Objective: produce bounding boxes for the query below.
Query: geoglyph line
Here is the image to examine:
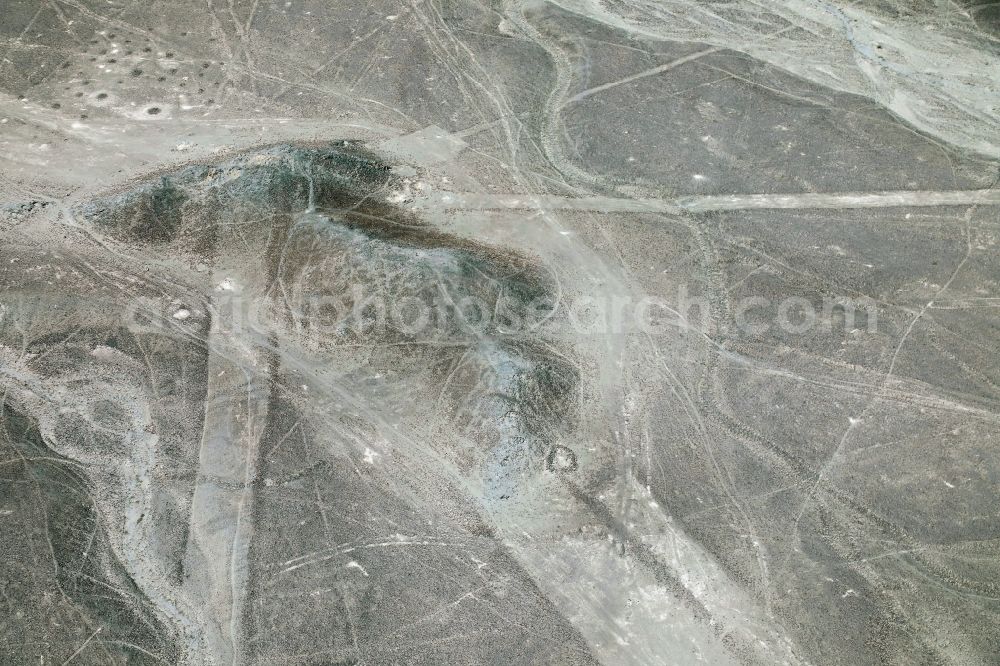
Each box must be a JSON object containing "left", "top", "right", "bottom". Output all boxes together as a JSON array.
[{"left": 424, "top": 189, "right": 1000, "bottom": 214}]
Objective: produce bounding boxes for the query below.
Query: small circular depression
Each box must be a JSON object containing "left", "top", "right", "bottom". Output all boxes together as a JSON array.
[{"left": 546, "top": 445, "right": 578, "bottom": 473}]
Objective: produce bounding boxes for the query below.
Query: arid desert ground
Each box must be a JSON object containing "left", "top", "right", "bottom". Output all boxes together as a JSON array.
[{"left": 2, "top": 0, "right": 999, "bottom": 664}]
